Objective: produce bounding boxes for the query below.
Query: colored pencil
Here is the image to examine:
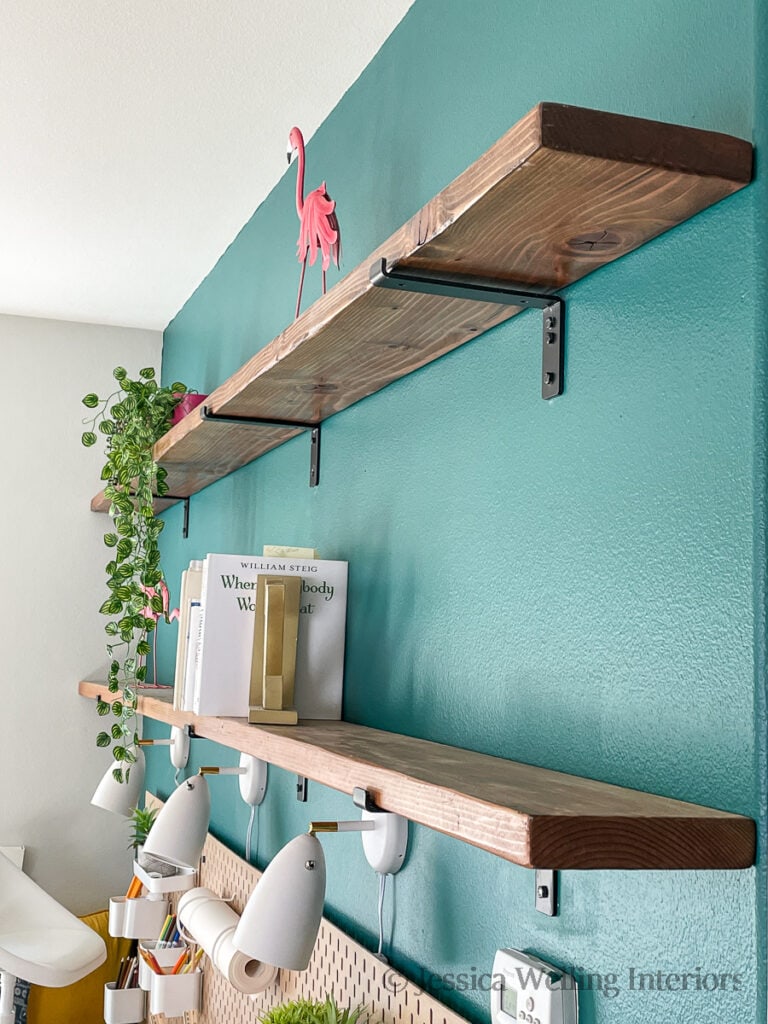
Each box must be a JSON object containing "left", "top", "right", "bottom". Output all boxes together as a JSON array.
[
  {"left": 183, "top": 947, "right": 205, "bottom": 973},
  {"left": 114, "top": 956, "right": 126, "bottom": 987},
  {"left": 158, "top": 913, "right": 173, "bottom": 942},
  {"left": 171, "top": 949, "right": 189, "bottom": 975},
  {"left": 120, "top": 957, "right": 137, "bottom": 989},
  {"left": 138, "top": 946, "right": 164, "bottom": 975},
  {"left": 125, "top": 875, "right": 142, "bottom": 899}
]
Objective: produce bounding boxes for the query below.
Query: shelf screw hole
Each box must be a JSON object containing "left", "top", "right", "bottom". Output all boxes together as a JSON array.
[{"left": 544, "top": 372, "right": 555, "bottom": 386}]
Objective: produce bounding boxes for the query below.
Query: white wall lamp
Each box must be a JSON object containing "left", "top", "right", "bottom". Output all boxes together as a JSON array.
[
  {"left": 138, "top": 725, "right": 192, "bottom": 780},
  {"left": 91, "top": 725, "right": 194, "bottom": 817},
  {"left": 232, "top": 787, "right": 407, "bottom": 971},
  {"left": 142, "top": 755, "right": 268, "bottom": 870},
  {"left": 91, "top": 746, "right": 146, "bottom": 817}
]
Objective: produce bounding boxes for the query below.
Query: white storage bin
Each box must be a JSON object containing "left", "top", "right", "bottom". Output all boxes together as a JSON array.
[
  {"left": 149, "top": 969, "right": 202, "bottom": 1017},
  {"left": 122, "top": 895, "right": 169, "bottom": 940},
  {"left": 103, "top": 982, "right": 146, "bottom": 1024},
  {"left": 137, "top": 940, "right": 187, "bottom": 990},
  {"left": 107, "top": 897, "right": 126, "bottom": 938},
  {"left": 133, "top": 858, "right": 196, "bottom": 894}
]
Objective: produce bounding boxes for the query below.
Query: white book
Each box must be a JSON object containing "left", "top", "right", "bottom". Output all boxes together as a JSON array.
[
  {"left": 193, "top": 552, "right": 348, "bottom": 719},
  {"left": 172, "top": 569, "right": 189, "bottom": 710},
  {"left": 172, "top": 560, "right": 204, "bottom": 709},
  {"left": 183, "top": 602, "right": 204, "bottom": 713}
]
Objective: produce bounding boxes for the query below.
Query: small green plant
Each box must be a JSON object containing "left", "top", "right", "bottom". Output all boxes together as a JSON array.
[
  {"left": 81, "top": 366, "right": 187, "bottom": 781},
  {"left": 260, "top": 999, "right": 320, "bottom": 1024},
  {"left": 312, "top": 997, "right": 366, "bottom": 1024},
  {"left": 261, "top": 997, "right": 366, "bottom": 1024},
  {"left": 128, "top": 805, "right": 158, "bottom": 850}
]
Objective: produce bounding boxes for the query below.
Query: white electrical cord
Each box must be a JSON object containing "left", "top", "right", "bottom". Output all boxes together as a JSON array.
[
  {"left": 174, "top": 766, "right": 182, "bottom": 786},
  {"left": 245, "top": 804, "right": 258, "bottom": 862},
  {"left": 376, "top": 872, "right": 388, "bottom": 961}
]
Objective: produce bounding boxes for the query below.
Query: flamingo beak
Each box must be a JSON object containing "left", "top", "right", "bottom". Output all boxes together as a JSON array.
[{"left": 286, "top": 145, "right": 294, "bottom": 165}]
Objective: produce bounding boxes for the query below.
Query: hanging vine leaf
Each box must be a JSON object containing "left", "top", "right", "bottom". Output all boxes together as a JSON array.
[
  {"left": 116, "top": 539, "right": 133, "bottom": 561},
  {"left": 82, "top": 367, "right": 187, "bottom": 768}
]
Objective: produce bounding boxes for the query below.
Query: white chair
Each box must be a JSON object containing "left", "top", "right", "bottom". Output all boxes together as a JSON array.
[{"left": 0, "top": 850, "right": 106, "bottom": 1024}]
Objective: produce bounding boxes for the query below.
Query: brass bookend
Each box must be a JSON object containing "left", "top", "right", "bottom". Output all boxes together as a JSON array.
[{"left": 248, "top": 575, "right": 301, "bottom": 725}]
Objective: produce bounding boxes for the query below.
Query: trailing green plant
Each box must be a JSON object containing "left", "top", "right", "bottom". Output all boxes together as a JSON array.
[
  {"left": 81, "top": 366, "right": 187, "bottom": 781},
  {"left": 127, "top": 804, "right": 158, "bottom": 849},
  {"left": 260, "top": 997, "right": 366, "bottom": 1024}
]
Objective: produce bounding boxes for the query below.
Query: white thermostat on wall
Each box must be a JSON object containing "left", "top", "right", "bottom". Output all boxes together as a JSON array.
[{"left": 491, "top": 948, "right": 578, "bottom": 1024}]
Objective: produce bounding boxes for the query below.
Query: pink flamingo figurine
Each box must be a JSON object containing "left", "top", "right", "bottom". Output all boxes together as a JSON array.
[
  {"left": 287, "top": 126, "right": 341, "bottom": 318},
  {"left": 139, "top": 581, "right": 179, "bottom": 688}
]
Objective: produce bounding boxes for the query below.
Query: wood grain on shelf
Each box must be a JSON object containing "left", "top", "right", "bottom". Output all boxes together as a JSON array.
[
  {"left": 79, "top": 680, "right": 755, "bottom": 870},
  {"left": 90, "top": 102, "right": 752, "bottom": 513}
]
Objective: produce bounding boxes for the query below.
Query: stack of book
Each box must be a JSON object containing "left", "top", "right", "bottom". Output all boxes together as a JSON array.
[{"left": 173, "top": 548, "right": 348, "bottom": 720}]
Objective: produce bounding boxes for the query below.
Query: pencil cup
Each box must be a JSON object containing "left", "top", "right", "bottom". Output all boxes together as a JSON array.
[
  {"left": 122, "top": 895, "right": 169, "bottom": 939},
  {"left": 137, "top": 940, "right": 187, "bottom": 990},
  {"left": 108, "top": 897, "right": 126, "bottom": 938},
  {"left": 103, "top": 982, "right": 146, "bottom": 1024},
  {"left": 149, "top": 969, "right": 202, "bottom": 1017}
]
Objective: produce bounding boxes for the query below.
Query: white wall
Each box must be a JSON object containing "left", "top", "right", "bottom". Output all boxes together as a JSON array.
[{"left": 0, "top": 313, "right": 162, "bottom": 914}]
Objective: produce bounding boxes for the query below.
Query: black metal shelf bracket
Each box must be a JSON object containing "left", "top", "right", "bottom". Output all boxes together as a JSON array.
[
  {"left": 154, "top": 408, "right": 320, "bottom": 539},
  {"left": 535, "top": 868, "right": 559, "bottom": 916},
  {"left": 200, "top": 406, "right": 321, "bottom": 487},
  {"left": 127, "top": 489, "right": 190, "bottom": 539},
  {"left": 370, "top": 259, "right": 564, "bottom": 399},
  {"left": 162, "top": 495, "right": 191, "bottom": 539}
]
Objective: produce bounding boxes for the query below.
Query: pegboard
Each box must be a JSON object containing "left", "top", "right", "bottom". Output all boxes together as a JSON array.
[{"left": 144, "top": 796, "right": 468, "bottom": 1024}]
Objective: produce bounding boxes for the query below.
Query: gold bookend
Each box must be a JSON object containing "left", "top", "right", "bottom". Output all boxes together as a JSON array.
[{"left": 248, "top": 574, "right": 301, "bottom": 726}]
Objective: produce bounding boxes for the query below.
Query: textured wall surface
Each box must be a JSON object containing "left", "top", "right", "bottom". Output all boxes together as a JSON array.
[
  {"left": 146, "top": 2, "right": 765, "bottom": 1021},
  {"left": 0, "top": 315, "right": 162, "bottom": 913}
]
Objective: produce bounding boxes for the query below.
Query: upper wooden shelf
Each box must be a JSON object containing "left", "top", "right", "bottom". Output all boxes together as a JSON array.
[
  {"left": 90, "top": 102, "right": 752, "bottom": 512},
  {"left": 79, "top": 680, "right": 755, "bottom": 870}
]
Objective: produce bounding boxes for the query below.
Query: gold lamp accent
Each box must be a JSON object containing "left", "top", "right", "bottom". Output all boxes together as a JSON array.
[{"left": 249, "top": 575, "right": 301, "bottom": 724}]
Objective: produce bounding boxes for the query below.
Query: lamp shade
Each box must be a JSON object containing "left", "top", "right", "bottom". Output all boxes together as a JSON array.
[
  {"left": 91, "top": 748, "right": 146, "bottom": 817},
  {"left": 233, "top": 832, "right": 326, "bottom": 971},
  {"left": 142, "top": 774, "right": 211, "bottom": 869}
]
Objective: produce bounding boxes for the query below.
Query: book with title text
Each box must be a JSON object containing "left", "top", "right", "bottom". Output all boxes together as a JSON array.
[{"left": 192, "top": 553, "right": 348, "bottom": 718}]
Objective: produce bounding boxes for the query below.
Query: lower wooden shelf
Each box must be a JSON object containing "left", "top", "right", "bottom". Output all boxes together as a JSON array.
[{"left": 78, "top": 680, "right": 755, "bottom": 871}]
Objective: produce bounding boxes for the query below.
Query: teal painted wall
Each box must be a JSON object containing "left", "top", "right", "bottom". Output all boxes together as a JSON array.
[{"left": 146, "top": 2, "right": 766, "bottom": 1022}]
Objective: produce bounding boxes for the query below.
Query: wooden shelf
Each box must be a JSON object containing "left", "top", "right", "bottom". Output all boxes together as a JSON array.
[
  {"left": 90, "top": 102, "right": 752, "bottom": 512},
  {"left": 79, "top": 680, "right": 755, "bottom": 870}
]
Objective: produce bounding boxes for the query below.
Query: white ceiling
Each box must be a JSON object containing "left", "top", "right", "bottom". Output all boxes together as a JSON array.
[{"left": 0, "top": 1, "right": 414, "bottom": 330}]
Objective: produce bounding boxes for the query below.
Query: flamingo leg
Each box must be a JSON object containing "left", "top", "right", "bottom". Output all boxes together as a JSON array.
[
  {"left": 322, "top": 269, "right": 327, "bottom": 295},
  {"left": 295, "top": 259, "right": 307, "bottom": 320}
]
